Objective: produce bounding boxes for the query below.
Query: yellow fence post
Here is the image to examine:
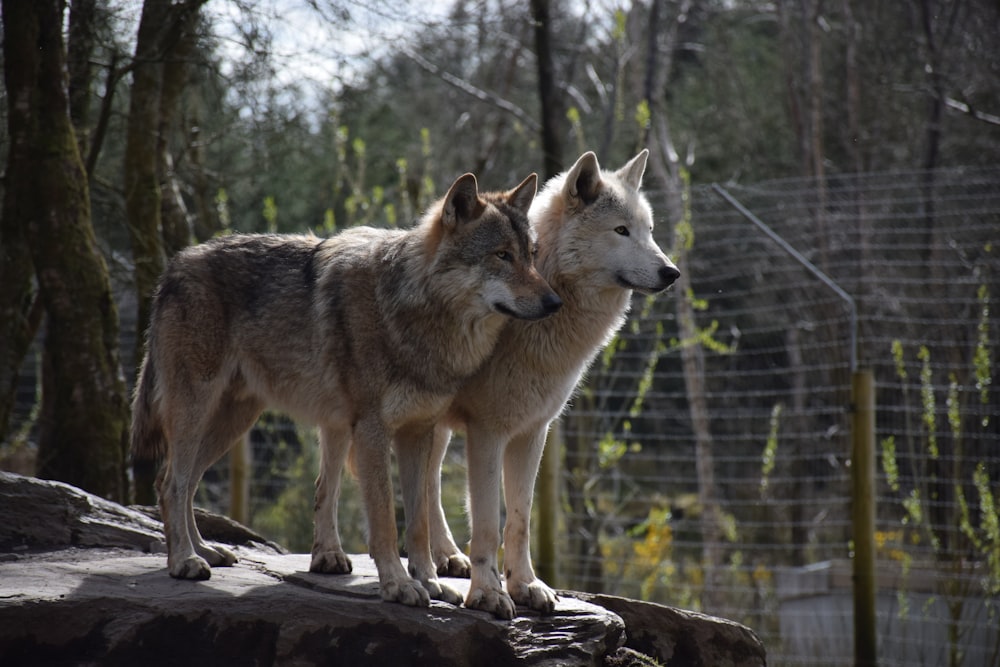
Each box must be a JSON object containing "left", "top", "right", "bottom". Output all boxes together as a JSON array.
[
  {"left": 229, "top": 434, "right": 250, "bottom": 526},
  {"left": 852, "top": 369, "right": 877, "bottom": 667},
  {"left": 535, "top": 422, "right": 561, "bottom": 588}
]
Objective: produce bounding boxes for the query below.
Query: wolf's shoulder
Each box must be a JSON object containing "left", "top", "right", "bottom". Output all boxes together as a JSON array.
[
  {"left": 175, "top": 232, "right": 319, "bottom": 258},
  {"left": 314, "top": 225, "right": 417, "bottom": 268}
]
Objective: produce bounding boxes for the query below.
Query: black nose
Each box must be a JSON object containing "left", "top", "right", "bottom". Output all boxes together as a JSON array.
[
  {"left": 542, "top": 292, "right": 563, "bottom": 314},
  {"left": 660, "top": 265, "right": 680, "bottom": 287}
]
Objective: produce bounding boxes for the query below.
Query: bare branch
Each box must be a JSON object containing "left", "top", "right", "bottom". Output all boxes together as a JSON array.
[{"left": 399, "top": 47, "right": 540, "bottom": 132}]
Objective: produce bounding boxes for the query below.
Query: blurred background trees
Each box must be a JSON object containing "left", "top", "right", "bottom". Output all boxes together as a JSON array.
[
  {"left": 1, "top": 0, "right": 997, "bottom": 583},
  {"left": 2, "top": 2, "right": 997, "bottom": 661}
]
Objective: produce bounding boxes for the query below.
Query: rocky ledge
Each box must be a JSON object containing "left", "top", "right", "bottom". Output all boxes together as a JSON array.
[{"left": 0, "top": 472, "right": 766, "bottom": 666}]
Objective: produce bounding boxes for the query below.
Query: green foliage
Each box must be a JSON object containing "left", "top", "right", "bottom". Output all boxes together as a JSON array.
[
  {"left": 635, "top": 100, "right": 651, "bottom": 135},
  {"left": 262, "top": 195, "right": 278, "bottom": 232},
  {"left": 891, "top": 339, "right": 908, "bottom": 380},
  {"left": 970, "top": 464, "right": 1000, "bottom": 595},
  {"left": 760, "top": 402, "right": 783, "bottom": 496},
  {"left": 881, "top": 435, "right": 901, "bottom": 492},
  {"left": 252, "top": 439, "right": 318, "bottom": 552},
  {"left": 321, "top": 208, "right": 336, "bottom": 234},
  {"left": 669, "top": 319, "right": 733, "bottom": 355},
  {"left": 597, "top": 431, "right": 633, "bottom": 470},
  {"left": 603, "top": 500, "right": 758, "bottom": 615},
  {"left": 629, "top": 320, "right": 666, "bottom": 419},
  {"left": 974, "top": 285, "right": 992, "bottom": 424},
  {"left": 917, "top": 345, "right": 939, "bottom": 460},
  {"left": 884, "top": 316, "right": 999, "bottom": 648}
]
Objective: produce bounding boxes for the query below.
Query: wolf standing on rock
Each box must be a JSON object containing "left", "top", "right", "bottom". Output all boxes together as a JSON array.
[
  {"left": 423, "top": 150, "right": 680, "bottom": 618},
  {"left": 130, "top": 172, "right": 561, "bottom": 608}
]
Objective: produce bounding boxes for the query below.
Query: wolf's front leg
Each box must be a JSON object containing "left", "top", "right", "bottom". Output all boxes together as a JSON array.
[
  {"left": 354, "top": 418, "right": 430, "bottom": 607},
  {"left": 397, "top": 426, "right": 463, "bottom": 606},
  {"left": 428, "top": 423, "right": 472, "bottom": 577},
  {"left": 464, "top": 425, "right": 516, "bottom": 619},
  {"left": 310, "top": 424, "right": 353, "bottom": 574},
  {"left": 502, "top": 427, "right": 558, "bottom": 613}
]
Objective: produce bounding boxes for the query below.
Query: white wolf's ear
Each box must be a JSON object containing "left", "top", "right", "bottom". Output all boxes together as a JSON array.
[
  {"left": 442, "top": 173, "right": 485, "bottom": 231},
  {"left": 617, "top": 149, "right": 649, "bottom": 191},
  {"left": 506, "top": 173, "right": 538, "bottom": 214},
  {"left": 563, "top": 151, "right": 603, "bottom": 206}
]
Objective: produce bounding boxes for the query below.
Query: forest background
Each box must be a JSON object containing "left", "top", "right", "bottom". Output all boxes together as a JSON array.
[{"left": 1, "top": 1, "right": 998, "bottom": 665}]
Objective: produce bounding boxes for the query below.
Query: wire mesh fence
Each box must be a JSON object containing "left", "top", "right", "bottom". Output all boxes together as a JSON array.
[
  {"left": 557, "top": 166, "right": 999, "bottom": 666},
  {"left": 4, "top": 165, "right": 998, "bottom": 666}
]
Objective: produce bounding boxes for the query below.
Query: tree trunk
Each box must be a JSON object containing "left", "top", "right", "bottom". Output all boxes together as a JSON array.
[
  {"left": 0, "top": 0, "right": 44, "bottom": 440},
  {"left": 157, "top": 7, "right": 200, "bottom": 255},
  {"left": 67, "top": 0, "right": 97, "bottom": 161},
  {"left": 530, "top": 0, "right": 564, "bottom": 178},
  {"left": 188, "top": 118, "right": 222, "bottom": 243},
  {"left": 0, "top": 184, "right": 40, "bottom": 443},
  {"left": 124, "top": 0, "right": 169, "bottom": 368},
  {"left": 2, "top": 0, "right": 130, "bottom": 502},
  {"left": 125, "top": 0, "right": 205, "bottom": 504},
  {"left": 642, "top": 0, "right": 722, "bottom": 613},
  {"left": 126, "top": 0, "right": 206, "bottom": 361},
  {"left": 530, "top": 0, "right": 566, "bottom": 587}
]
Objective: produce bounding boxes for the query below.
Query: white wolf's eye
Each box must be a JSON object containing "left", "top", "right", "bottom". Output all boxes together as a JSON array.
[
  {"left": 614, "top": 226, "right": 630, "bottom": 236},
  {"left": 496, "top": 250, "right": 513, "bottom": 261}
]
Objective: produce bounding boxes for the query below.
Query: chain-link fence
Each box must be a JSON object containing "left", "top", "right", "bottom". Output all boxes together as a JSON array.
[{"left": 5, "top": 166, "right": 998, "bottom": 666}]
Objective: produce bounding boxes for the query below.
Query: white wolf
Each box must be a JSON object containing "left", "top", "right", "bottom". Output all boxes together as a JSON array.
[{"left": 426, "top": 150, "right": 679, "bottom": 618}]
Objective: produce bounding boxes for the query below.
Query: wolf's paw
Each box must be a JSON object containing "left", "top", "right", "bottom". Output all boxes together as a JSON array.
[
  {"left": 199, "top": 543, "right": 237, "bottom": 567},
  {"left": 435, "top": 551, "right": 472, "bottom": 578},
  {"left": 465, "top": 585, "right": 516, "bottom": 620},
  {"left": 169, "top": 555, "right": 212, "bottom": 580},
  {"left": 508, "top": 577, "right": 558, "bottom": 614},
  {"left": 380, "top": 578, "right": 431, "bottom": 607},
  {"left": 423, "top": 578, "right": 464, "bottom": 606},
  {"left": 310, "top": 550, "right": 353, "bottom": 574}
]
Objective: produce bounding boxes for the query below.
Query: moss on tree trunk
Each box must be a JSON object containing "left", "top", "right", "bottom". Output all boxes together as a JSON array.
[{"left": 2, "top": 0, "right": 129, "bottom": 502}]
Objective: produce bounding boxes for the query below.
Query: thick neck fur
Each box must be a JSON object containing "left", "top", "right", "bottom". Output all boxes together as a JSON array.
[
  {"left": 495, "top": 200, "right": 632, "bottom": 374},
  {"left": 378, "top": 227, "right": 507, "bottom": 390}
]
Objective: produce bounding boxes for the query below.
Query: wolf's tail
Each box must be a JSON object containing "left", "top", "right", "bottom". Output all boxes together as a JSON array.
[{"left": 130, "top": 348, "right": 166, "bottom": 463}]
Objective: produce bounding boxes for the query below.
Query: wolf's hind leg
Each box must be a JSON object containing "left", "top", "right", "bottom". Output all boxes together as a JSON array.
[
  {"left": 158, "top": 453, "right": 213, "bottom": 580},
  {"left": 428, "top": 424, "right": 471, "bottom": 578},
  {"left": 502, "top": 427, "right": 557, "bottom": 613},
  {"left": 185, "top": 394, "right": 263, "bottom": 570},
  {"left": 310, "top": 423, "right": 353, "bottom": 574},
  {"left": 398, "top": 426, "right": 463, "bottom": 606}
]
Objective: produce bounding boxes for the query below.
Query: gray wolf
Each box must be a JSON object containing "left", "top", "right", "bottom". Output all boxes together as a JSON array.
[
  {"left": 130, "top": 172, "right": 561, "bottom": 608},
  {"left": 424, "top": 150, "right": 679, "bottom": 618}
]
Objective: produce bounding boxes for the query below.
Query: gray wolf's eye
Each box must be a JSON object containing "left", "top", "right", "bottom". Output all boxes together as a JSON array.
[{"left": 496, "top": 250, "right": 513, "bottom": 261}]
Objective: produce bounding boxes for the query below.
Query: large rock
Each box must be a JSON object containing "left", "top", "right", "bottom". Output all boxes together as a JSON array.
[{"left": 0, "top": 472, "right": 766, "bottom": 666}]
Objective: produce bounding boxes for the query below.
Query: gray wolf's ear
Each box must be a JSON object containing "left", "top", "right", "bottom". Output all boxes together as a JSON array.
[
  {"left": 617, "top": 149, "right": 649, "bottom": 190},
  {"left": 563, "top": 151, "right": 602, "bottom": 206},
  {"left": 442, "top": 173, "right": 485, "bottom": 231},
  {"left": 507, "top": 173, "right": 538, "bottom": 214}
]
